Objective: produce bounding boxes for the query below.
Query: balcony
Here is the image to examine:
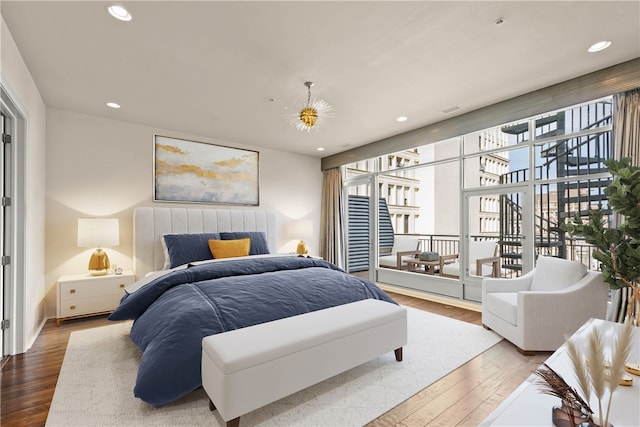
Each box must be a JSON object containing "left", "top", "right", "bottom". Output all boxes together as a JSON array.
[{"left": 351, "top": 233, "right": 601, "bottom": 278}]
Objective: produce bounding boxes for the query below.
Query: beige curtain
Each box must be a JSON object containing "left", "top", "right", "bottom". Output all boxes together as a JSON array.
[
  {"left": 608, "top": 88, "right": 640, "bottom": 322},
  {"left": 614, "top": 88, "right": 640, "bottom": 165},
  {"left": 320, "top": 167, "right": 345, "bottom": 268}
]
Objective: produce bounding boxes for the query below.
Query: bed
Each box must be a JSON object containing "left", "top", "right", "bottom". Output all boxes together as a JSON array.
[{"left": 108, "top": 207, "right": 397, "bottom": 407}]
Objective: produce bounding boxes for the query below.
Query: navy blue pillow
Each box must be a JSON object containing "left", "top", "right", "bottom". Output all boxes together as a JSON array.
[
  {"left": 163, "top": 233, "right": 221, "bottom": 268},
  {"left": 220, "top": 231, "right": 270, "bottom": 255}
]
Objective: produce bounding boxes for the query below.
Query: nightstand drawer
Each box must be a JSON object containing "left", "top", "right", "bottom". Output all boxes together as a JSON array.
[
  {"left": 58, "top": 293, "right": 124, "bottom": 317},
  {"left": 59, "top": 278, "right": 128, "bottom": 298}
]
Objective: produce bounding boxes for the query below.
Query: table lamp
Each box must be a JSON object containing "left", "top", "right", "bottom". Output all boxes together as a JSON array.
[
  {"left": 289, "top": 220, "right": 312, "bottom": 255},
  {"left": 77, "top": 217, "right": 119, "bottom": 275}
]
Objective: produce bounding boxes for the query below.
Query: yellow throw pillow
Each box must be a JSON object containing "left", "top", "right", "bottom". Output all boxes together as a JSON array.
[{"left": 208, "top": 238, "right": 251, "bottom": 259}]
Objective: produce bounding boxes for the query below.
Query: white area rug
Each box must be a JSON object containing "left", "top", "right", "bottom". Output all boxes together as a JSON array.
[{"left": 46, "top": 307, "right": 502, "bottom": 427}]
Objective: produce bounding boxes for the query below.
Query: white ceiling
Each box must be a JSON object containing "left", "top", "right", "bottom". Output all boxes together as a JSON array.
[{"left": 2, "top": 1, "right": 639, "bottom": 158}]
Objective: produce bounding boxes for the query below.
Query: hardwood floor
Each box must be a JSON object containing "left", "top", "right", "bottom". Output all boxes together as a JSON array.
[
  {"left": 1, "top": 316, "right": 115, "bottom": 427},
  {"left": 368, "top": 292, "right": 551, "bottom": 426},
  {"left": 1, "top": 292, "right": 551, "bottom": 427}
]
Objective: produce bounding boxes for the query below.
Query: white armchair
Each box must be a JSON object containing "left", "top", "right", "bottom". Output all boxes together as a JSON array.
[
  {"left": 482, "top": 255, "right": 608, "bottom": 353},
  {"left": 378, "top": 237, "right": 420, "bottom": 270}
]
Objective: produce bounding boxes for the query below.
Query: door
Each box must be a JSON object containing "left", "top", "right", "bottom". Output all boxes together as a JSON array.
[
  {"left": 1, "top": 111, "right": 12, "bottom": 356},
  {"left": 461, "top": 185, "right": 534, "bottom": 302}
]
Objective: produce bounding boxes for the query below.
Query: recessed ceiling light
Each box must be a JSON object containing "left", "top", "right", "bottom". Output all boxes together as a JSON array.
[
  {"left": 441, "top": 106, "right": 461, "bottom": 114},
  {"left": 107, "top": 5, "right": 132, "bottom": 22},
  {"left": 588, "top": 41, "right": 611, "bottom": 53},
  {"left": 316, "top": 147, "right": 325, "bottom": 152},
  {"left": 106, "top": 102, "right": 121, "bottom": 109},
  {"left": 396, "top": 116, "right": 408, "bottom": 122}
]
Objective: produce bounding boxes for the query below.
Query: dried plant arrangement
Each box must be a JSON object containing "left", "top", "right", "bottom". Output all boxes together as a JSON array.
[
  {"left": 567, "top": 339, "right": 591, "bottom": 405},
  {"left": 601, "top": 319, "right": 634, "bottom": 427},
  {"left": 535, "top": 319, "right": 634, "bottom": 427},
  {"left": 587, "top": 327, "right": 607, "bottom": 425},
  {"left": 534, "top": 363, "right": 593, "bottom": 427}
]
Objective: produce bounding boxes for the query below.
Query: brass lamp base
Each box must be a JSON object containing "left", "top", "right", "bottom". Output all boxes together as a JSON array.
[
  {"left": 296, "top": 240, "right": 308, "bottom": 255},
  {"left": 88, "top": 248, "right": 110, "bottom": 276}
]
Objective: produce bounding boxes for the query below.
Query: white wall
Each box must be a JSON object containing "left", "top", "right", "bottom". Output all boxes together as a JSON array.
[
  {"left": 45, "top": 108, "right": 323, "bottom": 318},
  {"left": 1, "top": 15, "right": 48, "bottom": 352}
]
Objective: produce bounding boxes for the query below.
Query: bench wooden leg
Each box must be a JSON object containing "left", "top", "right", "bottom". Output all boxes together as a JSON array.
[
  {"left": 209, "top": 399, "right": 240, "bottom": 426},
  {"left": 394, "top": 347, "right": 403, "bottom": 362}
]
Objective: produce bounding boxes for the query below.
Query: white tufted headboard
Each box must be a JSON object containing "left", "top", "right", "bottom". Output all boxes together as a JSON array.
[{"left": 133, "top": 207, "right": 277, "bottom": 279}]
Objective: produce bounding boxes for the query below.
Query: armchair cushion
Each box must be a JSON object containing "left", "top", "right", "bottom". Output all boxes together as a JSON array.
[
  {"left": 469, "top": 241, "right": 497, "bottom": 262},
  {"left": 392, "top": 237, "right": 420, "bottom": 253},
  {"left": 441, "top": 240, "right": 499, "bottom": 277},
  {"left": 483, "top": 270, "right": 534, "bottom": 293},
  {"left": 485, "top": 292, "right": 517, "bottom": 326},
  {"left": 530, "top": 256, "right": 587, "bottom": 292},
  {"left": 378, "top": 237, "right": 420, "bottom": 269}
]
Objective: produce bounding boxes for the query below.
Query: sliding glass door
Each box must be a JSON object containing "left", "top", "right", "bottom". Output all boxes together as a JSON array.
[{"left": 460, "top": 186, "right": 533, "bottom": 301}]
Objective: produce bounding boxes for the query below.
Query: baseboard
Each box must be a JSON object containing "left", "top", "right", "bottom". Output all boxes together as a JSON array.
[
  {"left": 377, "top": 283, "right": 482, "bottom": 313},
  {"left": 24, "top": 316, "right": 48, "bottom": 353}
]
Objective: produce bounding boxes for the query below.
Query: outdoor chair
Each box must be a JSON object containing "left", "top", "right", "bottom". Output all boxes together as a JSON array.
[
  {"left": 378, "top": 237, "right": 421, "bottom": 270},
  {"left": 439, "top": 240, "right": 500, "bottom": 278}
]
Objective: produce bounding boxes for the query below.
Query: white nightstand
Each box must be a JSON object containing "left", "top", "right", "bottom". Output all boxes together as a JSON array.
[{"left": 56, "top": 271, "right": 134, "bottom": 326}]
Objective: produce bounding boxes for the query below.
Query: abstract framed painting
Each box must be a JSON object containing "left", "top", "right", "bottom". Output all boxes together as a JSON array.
[{"left": 153, "top": 135, "right": 259, "bottom": 205}]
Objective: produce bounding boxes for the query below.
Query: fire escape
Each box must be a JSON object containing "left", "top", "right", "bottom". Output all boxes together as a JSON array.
[{"left": 498, "top": 100, "right": 613, "bottom": 274}]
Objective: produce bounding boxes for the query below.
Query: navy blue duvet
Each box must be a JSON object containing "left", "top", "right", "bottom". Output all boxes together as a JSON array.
[{"left": 108, "top": 255, "right": 396, "bottom": 407}]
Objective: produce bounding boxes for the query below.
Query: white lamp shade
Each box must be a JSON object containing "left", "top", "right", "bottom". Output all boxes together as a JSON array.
[
  {"left": 77, "top": 218, "right": 120, "bottom": 248},
  {"left": 288, "top": 220, "right": 312, "bottom": 240}
]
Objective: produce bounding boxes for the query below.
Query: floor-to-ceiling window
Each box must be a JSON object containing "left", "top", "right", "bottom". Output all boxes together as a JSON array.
[{"left": 344, "top": 96, "right": 614, "bottom": 303}]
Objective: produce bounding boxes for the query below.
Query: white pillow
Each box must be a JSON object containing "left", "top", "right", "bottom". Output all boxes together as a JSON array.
[
  {"left": 161, "top": 236, "right": 171, "bottom": 270},
  {"left": 392, "top": 237, "right": 419, "bottom": 253},
  {"left": 469, "top": 240, "right": 496, "bottom": 261},
  {"left": 530, "top": 256, "right": 587, "bottom": 292}
]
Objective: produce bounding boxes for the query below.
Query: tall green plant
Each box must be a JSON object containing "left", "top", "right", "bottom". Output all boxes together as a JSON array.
[{"left": 562, "top": 158, "right": 640, "bottom": 319}]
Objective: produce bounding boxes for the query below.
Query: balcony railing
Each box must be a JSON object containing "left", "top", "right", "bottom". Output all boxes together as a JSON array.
[{"left": 383, "top": 233, "right": 601, "bottom": 278}]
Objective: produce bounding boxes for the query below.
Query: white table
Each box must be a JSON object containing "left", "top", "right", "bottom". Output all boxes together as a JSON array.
[{"left": 481, "top": 318, "right": 640, "bottom": 426}]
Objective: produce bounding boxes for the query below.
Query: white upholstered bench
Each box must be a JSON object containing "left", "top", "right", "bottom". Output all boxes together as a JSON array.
[{"left": 201, "top": 299, "right": 407, "bottom": 427}]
